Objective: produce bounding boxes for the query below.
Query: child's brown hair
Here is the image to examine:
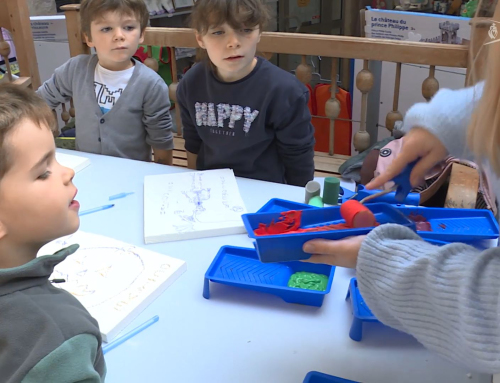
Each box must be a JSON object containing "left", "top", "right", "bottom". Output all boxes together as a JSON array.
[
  {"left": 80, "top": 0, "right": 149, "bottom": 41},
  {"left": 190, "top": 0, "right": 271, "bottom": 66},
  {"left": 190, "top": 0, "right": 270, "bottom": 35},
  {"left": 0, "top": 84, "right": 56, "bottom": 179}
]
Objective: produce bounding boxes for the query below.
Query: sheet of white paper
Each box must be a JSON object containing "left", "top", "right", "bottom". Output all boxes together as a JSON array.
[
  {"left": 55, "top": 152, "right": 91, "bottom": 173},
  {"left": 144, "top": 169, "right": 247, "bottom": 243},
  {"left": 38, "top": 231, "right": 187, "bottom": 342}
]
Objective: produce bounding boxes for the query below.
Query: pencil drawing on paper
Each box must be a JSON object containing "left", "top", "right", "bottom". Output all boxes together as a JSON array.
[
  {"left": 38, "top": 231, "right": 187, "bottom": 341},
  {"left": 50, "top": 247, "right": 144, "bottom": 308},
  {"left": 43, "top": 234, "right": 178, "bottom": 310},
  {"left": 155, "top": 170, "right": 246, "bottom": 234}
]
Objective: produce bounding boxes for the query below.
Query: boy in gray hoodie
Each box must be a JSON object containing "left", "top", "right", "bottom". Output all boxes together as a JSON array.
[{"left": 0, "top": 83, "right": 105, "bottom": 382}]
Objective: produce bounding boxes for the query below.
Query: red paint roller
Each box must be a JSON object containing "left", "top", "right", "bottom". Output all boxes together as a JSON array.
[{"left": 340, "top": 200, "right": 377, "bottom": 228}]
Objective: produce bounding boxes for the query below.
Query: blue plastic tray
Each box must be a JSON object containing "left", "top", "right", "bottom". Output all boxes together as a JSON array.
[
  {"left": 341, "top": 185, "right": 420, "bottom": 206},
  {"left": 395, "top": 206, "right": 499, "bottom": 242},
  {"left": 345, "top": 278, "right": 379, "bottom": 341},
  {"left": 203, "top": 246, "right": 335, "bottom": 307},
  {"left": 304, "top": 371, "right": 359, "bottom": 383},
  {"left": 257, "top": 198, "right": 317, "bottom": 213},
  {"left": 424, "top": 237, "right": 491, "bottom": 250},
  {"left": 242, "top": 203, "right": 416, "bottom": 263}
]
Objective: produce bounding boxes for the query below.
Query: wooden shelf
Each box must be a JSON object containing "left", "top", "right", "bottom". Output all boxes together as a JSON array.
[{"left": 12, "top": 76, "right": 32, "bottom": 88}]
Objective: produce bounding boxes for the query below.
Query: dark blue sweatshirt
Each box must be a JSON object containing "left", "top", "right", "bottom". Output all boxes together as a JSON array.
[{"left": 176, "top": 57, "right": 315, "bottom": 186}]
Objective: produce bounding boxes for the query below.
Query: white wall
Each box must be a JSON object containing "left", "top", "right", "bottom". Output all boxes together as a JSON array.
[{"left": 31, "top": 15, "right": 71, "bottom": 131}]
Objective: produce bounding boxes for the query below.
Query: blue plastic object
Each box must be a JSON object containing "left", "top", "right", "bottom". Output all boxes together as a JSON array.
[
  {"left": 303, "top": 371, "right": 359, "bottom": 383},
  {"left": 345, "top": 278, "right": 380, "bottom": 341},
  {"left": 340, "top": 185, "right": 420, "bottom": 206},
  {"left": 242, "top": 203, "right": 416, "bottom": 263},
  {"left": 423, "top": 238, "right": 451, "bottom": 246},
  {"left": 257, "top": 198, "right": 317, "bottom": 213},
  {"left": 395, "top": 206, "right": 499, "bottom": 242},
  {"left": 391, "top": 160, "right": 417, "bottom": 202},
  {"left": 203, "top": 246, "right": 335, "bottom": 307},
  {"left": 424, "top": 237, "right": 491, "bottom": 250}
]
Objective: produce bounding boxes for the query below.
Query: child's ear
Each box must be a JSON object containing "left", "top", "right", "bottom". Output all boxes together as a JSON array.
[
  {"left": 139, "top": 31, "right": 145, "bottom": 44},
  {"left": 84, "top": 33, "right": 94, "bottom": 48},
  {"left": 257, "top": 31, "right": 262, "bottom": 44},
  {"left": 195, "top": 33, "right": 206, "bottom": 49}
]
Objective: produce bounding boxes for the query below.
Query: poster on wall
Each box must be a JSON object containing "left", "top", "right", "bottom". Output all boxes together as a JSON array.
[
  {"left": 364, "top": 7, "right": 471, "bottom": 44},
  {"left": 0, "top": 28, "right": 20, "bottom": 82}
]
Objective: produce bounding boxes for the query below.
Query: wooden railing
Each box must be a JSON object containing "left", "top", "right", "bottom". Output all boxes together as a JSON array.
[
  {"left": 0, "top": 0, "right": 41, "bottom": 89},
  {"left": 62, "top": 4, "right": 470, "bottom": 174}
]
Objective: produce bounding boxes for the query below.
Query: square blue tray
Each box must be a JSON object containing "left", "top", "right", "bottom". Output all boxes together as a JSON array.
[
  {"left": 242, "top": 203, "right": 416, "bottom": 263},
  {"left": 395, "top": 206, "right": 499, "bottom": 242},
  {"left": 203, "top": 246, "right": 334, "bottom": 307},
  {"left": 345, "top": 278, "right": 379, "bottom": 342},
  {"left": 304, "top": 371, "right": 359, "bottom": 383}
]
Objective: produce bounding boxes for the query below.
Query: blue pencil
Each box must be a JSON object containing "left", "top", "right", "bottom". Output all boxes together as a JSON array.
[
  {"left": 109, "top": 192, "right": 134, "bottom": 201},
  {"left": 79, "top": 204, "right": 115, "bottom": 216},
  {"left": 103, "top": 315, "right": 159, "bottom": 355}
]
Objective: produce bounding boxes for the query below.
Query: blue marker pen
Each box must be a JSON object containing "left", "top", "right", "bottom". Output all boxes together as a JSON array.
[
  {"left": 109, "top": 192, "right": 134, "bottom": 201},
  {"left": 79, "top": 204, "right": 115, "bottom": 216},
  {"left": 103, "top": 315, "right": 159, "bottom": 354}
]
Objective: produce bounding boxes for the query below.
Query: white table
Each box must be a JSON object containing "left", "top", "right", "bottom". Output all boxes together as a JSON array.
[{"left": 63, "top": 149, "right": 491, "bottom": 383}]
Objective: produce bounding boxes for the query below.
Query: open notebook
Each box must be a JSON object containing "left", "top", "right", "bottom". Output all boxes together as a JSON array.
[{"left": 38, "top": 231, "right": 187, "bottom": 342}]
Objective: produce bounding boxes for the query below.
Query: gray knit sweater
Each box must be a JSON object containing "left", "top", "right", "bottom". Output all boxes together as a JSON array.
[
  {"left": 37, "top": 54, "right": 174, "bottom": 162},
  {"left": 358, "top": 82, "right": 500, "bottom": 374}
]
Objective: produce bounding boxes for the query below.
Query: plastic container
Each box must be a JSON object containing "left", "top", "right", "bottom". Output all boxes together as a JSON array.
[
  {"left": 395, "top": 206, "right": 499, "bottom": 242},
  {"left": 203, "top": 246, "right": 335, "bottom": 307},
  {"left": 303, "top": 371, "right": 359, "bottom": 383},
  {"left": 340, "top": 185, "right": 420, "bottom": 206},
  {"left": 345, "top": 278, "right": 379, "bottom": 341},
  {"left": 257, "top": 198, "right": 317, "bottom": 213},
  {"left": 242, "top": 203, "right": 416, "bottom": 263},
  {"left": 424, "top": 237, "right": 491, "bottom": 250}
]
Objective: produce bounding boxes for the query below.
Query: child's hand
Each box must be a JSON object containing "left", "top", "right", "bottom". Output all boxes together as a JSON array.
[
  {"left": 302, "top": 236, "right": 366, "bottom": 268},
  {"left": 366, "top": 127, "right": 448, "bottom": 190}
]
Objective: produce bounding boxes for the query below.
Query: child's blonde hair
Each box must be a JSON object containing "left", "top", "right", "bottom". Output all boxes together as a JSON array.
[
  {"left": 80, "top": 0, "right": 149, "bottom": 41},
  {"left": 0, "top": 84, "right": 55, "bottom": 179},
  {"left": 468, "top": 0, "right": 500, "bottom": 174}
]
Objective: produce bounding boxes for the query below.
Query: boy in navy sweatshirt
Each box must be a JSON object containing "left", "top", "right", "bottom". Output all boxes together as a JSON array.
[{"left": 177, "top": 0, "right": 315, "bottom": 186}]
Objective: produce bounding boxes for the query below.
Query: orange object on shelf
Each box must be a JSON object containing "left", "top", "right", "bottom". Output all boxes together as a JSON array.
[{"left": 311, "top": 84, "right": 352, "bottom": 156}]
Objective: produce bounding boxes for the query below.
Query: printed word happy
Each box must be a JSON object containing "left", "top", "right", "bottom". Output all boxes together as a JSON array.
[{"left": 195, "top": 102, "right": 259, "bottom": 133}]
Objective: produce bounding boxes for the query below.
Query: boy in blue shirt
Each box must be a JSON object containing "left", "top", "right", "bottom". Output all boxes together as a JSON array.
[{"left": 38, "top": 0, "right": 173, "bottom": 164}]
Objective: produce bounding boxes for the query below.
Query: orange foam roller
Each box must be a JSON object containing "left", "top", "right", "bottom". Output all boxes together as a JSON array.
[{"left": 340, "top": 200, "right": 377, "bottom": 228}]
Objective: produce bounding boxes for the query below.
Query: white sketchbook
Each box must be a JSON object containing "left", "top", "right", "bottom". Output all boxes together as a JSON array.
[
  {"left": 144, "top": 169, "right": 247, "bottom": 243},
  {"left": 38, "top": 231, "right": 187, "bottom": 342},
  {"left": 56, "top": 152, "right": 91, "bottom": 173}
]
